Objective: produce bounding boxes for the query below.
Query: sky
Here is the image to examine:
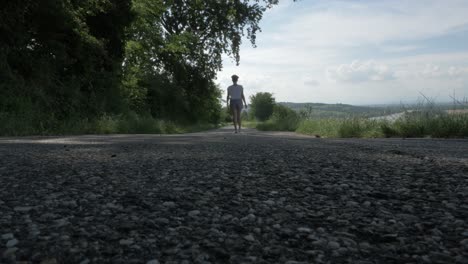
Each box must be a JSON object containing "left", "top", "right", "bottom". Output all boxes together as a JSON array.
[{"left": 216, "top": 0, "right": 468, "bottom": 105}]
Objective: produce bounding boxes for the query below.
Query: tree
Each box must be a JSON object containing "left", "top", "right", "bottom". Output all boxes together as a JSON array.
[
  {"left": 0, "top": 0, "right": 295, "bottom": 133},
  {"left": 250, "top": 92, "right": 275, "bottom": 121},
  {"left": 123, "top": 0, "right": 286, "bottom": 123},
  {"left": 0, "top": 0, "right": 133, "bottom": 122}
]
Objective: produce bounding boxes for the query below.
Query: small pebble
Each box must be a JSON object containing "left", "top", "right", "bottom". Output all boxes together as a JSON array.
[
  {"left": 155, "top": 218, "right": 169, "bottom": 224},
  {"left": 317, "top": 227, "right": 326, "bottom": 233},
  {"left": 328, "top": 241, "right": 340, "bottom": 250},
  {"left": 460, "top": 238, "right": 468, "bottom": 248},
  {"left": 346, "top": 201, "right": 359, "bottom": 207},
  {"left": 79, "top": 259, "right": 91, "bottom": 264},
  {"left": 119, "top": 239, "right": 134, "bottom": 246},
  {"left": 14, "top": 206, "right": 33, "bottom": 212},
  {"left": 162, "top": 201, "right": 176, "bottom": 207},
  {"left": 359, "top": 242, "right": 371, "bottom": 250},
  {"left": 6, "top": 239, "right": 18, "bottom": 248},
  {"left": 297, "top": 227, "right": 312, "bottom": 233},
  {"left": 241, "top": 213, "right": 256, "bottom": 222},
  {"left": 40, "top": 258, "right": 58, "bottom": 264},
  {"left": 243, "top": 234, "right": 255, "bottom": 242},
  {"left": 1, "top": 233, "right": 14, "bottom": 240},
  {"left": 188, "top": 210, "right": 200, "bottom": 217}
]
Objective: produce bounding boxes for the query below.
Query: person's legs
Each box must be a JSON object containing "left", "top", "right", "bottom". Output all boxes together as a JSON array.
[
  {"left": 236, "top": 106, "right": 242, "bottom": 132},
  {"left": 231, "top": 103, "right": 238, "bottom": 132}
]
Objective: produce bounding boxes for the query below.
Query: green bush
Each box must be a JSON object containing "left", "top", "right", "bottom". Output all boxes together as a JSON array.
[
  {"left": 250, "top": 92, "right": 275, "bottom": 121},
  {"left": 255, "top": 104, "right": 301, "bottom": 131},
  {"left": 118, "top": 112, "right": 163, "bottom": 134},
  {"left": 0, "top": 112, "right": 36, "bottom": 136},
  {"left": 95, "top": 115, "right": 120, "bottom": 134},
  {"left": 270, "top": 104, "right": 301, "bottom": 131}
]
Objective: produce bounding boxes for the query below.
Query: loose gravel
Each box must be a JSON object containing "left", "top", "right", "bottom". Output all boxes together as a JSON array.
[{"left": 0, "top": 128, "right": 467, "bottom": 264}]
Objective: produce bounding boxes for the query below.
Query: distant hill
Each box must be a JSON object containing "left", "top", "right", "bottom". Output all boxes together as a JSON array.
[
  {"left": 279, "top": 102, "right": 468, "bottom": 119},
  {"left": 278, "top": 102, "right": 403, "bottom": 119}
]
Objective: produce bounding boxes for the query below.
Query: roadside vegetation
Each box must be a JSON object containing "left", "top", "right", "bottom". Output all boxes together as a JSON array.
[
  {"left": 0, "top": 1, "right": 285, "bottom": 136},
  {"left": 0, "top": 111, "right": 219, "bottom": 136},
  {"left": 247, "top": 93, "right": 468, "bottom": 138}
]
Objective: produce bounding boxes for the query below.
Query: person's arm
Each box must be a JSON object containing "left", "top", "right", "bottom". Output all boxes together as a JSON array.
[
  {"left": 241, "top": 89, "right": 247, "bottom": 108},
  {"left": 226, "top": 89, "right": 230, "bottom": 108}
]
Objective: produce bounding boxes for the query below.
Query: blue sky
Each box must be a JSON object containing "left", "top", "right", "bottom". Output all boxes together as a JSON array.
[{"left": 217, "top": 0, "right": 468, "bottom": 105}]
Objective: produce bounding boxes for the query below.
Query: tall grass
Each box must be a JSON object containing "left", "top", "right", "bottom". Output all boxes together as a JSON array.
[
  {"left": 256, "top": 101, "right": 468, "bottom": 138},
  {"left": 295, "top": 113, "right": 468, "bottom": 138},
  {"left": 382, "top": 111, "right": 468, "bottom": 138},
  {"left": 0, "top": 111, "right": 219, "bottom": 136},
  {"left": 296, "top": 118, "right": 385, "bottom": 138},
  {"left": 295, "top": 119, "right": 340, "bottom": 137}
]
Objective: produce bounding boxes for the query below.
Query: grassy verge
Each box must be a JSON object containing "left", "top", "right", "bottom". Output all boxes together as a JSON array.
[
  {"left": 382, "top": 112, "right": 468, "bottom": 138},
  {"left": 241, "top": 121, "right": 258, "bottom": 129},
  {"left": 255, "top": 104, "right": 302, "bottom": 132},
  {"left": 296, "top": 118, "right": 384, "bottom": 138},
  {"left": 254, "top": 112, "right": 468, "bottom": 138},
  {"left": 0, "top": 111, "right": 220, "bottom": 136}
]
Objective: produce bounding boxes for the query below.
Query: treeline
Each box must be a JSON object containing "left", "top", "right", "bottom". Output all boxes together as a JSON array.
[{"left": 0, "top": 0, "right": 282, "bottom": 135}]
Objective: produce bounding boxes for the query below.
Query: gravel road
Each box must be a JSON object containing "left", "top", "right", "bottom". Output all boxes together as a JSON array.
[{"left": 1, "top": 127, "right": 467, "bottom": 264}]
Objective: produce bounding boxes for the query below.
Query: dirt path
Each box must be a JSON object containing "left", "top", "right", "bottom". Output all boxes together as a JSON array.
[{"left": 1, "top": 127, "right": 467, "bottom": 263}]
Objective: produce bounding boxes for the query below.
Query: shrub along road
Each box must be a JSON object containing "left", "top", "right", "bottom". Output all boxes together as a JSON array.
[{"left": 0, "top": 128, "right": 467, "bottom": 263}]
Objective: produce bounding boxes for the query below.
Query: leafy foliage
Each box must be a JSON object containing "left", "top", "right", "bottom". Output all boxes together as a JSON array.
[
  {"left": 267, "top": 104, "right": 301, "bottom": 131},
  {"left": 250, "top": 92, "right": 275, "bottom": 121},
  {"left": 0, "top": 0, "right": 289, "bottom": 135},
  {"left": 123, "top": 0, "right": 282, "bottom": 123},
  {"left": 0, "top": 0, "right": 133, "bottom": 131}
]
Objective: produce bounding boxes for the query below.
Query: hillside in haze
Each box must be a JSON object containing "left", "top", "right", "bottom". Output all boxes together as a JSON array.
[{"left": 279, "top": 101, "right": 468, "bottom": 119}]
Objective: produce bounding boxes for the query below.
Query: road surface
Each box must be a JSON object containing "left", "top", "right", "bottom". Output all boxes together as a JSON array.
[{"left": 1, "top": 127, "right": 467, "bottom": 263}]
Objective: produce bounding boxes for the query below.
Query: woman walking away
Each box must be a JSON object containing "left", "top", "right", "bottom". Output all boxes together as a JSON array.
[{"left": 227, "top": 74, "right": 247, "bottom": 133}]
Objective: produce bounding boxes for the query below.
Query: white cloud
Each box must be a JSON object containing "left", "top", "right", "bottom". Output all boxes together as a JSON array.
[
  {"left": 217, "top": 70, "right": 275, "bottom": 97},
  {"left": 269, "top": 0, "right": 468, "bottom": 48},
  {"left": 217, "top": 0, "right": 468, "bottom": 104},
  {"left": 326, "top": 60, "right": 395, "bottom": 83},
  {"left": 380, "top": 45, "right": 421, "bottom": 53},
  {"left": 304, "top": 79, "right": 320, "bottom": 87},
  {"left": 426, "top": 65, "right": 468, "bottom": 78}
]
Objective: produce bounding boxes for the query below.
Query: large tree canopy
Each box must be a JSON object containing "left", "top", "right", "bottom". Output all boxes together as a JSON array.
[
  {"left": 0, "top": 0, "right": 290, "bottom": 133},
  {"left": 123, "top": 0, "right": 286, "bottom": 122},
  {"left": 0, "top": 0, "right": 133, "bottom": 120}
]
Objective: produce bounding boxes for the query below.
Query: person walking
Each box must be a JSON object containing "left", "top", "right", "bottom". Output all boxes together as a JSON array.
[{"left": 226, "top": 74, "right": 247, "bottom": 133}]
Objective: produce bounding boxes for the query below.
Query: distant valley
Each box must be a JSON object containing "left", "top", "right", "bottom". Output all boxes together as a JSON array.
[{"left": 278, "top": 102, "right": 468, "bottom": 119}]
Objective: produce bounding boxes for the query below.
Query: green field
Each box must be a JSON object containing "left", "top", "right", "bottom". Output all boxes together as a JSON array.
[
  {"left": 252, "top": 102, "right": 468, "bottom": 138},
  {"left": 279, "top": 102, "right": 467, "bottom": 119}
]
